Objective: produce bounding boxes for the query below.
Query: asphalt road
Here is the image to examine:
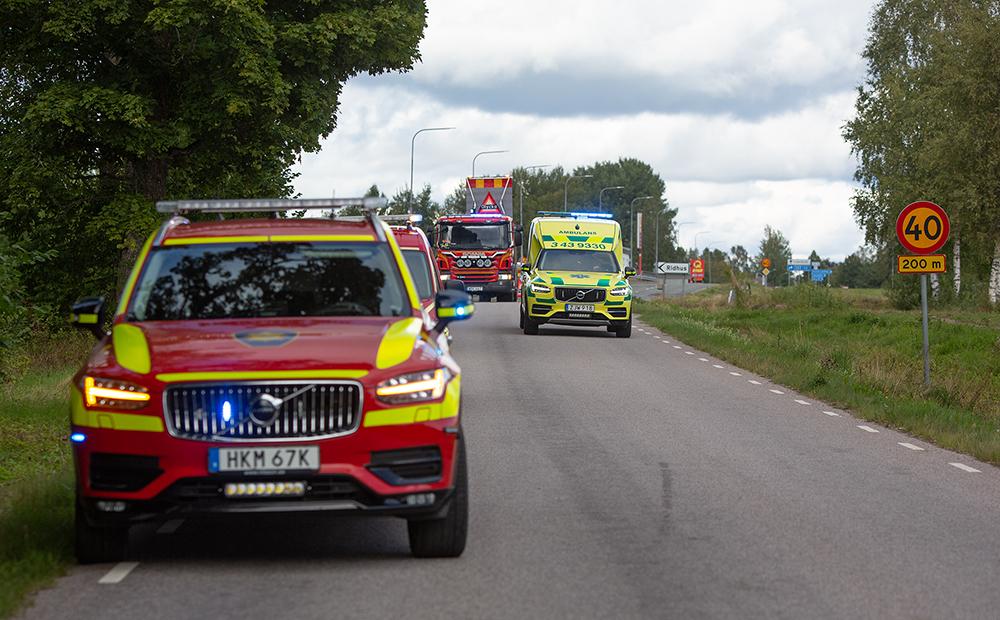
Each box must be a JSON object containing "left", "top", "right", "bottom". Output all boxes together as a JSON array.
[{"left": 23, "top": 303, "right": 1000, "bottom": 619}]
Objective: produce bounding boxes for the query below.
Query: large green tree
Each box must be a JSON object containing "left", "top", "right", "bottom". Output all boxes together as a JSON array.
[
  {"left": 0, "top": 0, "right": 427, "bottom": 311},
  {"left": 844, "top": 0, "right": 1000, "bottom": 303},
  {"left": 755, "top": 225, "right": 791, "bottom": 286}
]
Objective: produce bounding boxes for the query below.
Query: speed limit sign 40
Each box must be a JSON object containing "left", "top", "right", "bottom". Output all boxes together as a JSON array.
[{"left": 896, "top": 201, "right": 950, "bottom": 254}]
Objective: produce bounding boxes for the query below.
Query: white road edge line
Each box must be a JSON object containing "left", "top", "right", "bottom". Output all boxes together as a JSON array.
[
  {"left": 685, "top": 352, "right": 694, "bottom": 355},
  {"left": 699, "top": 358, "right": 709, "bottom": 362},
  {"left": 858, "top": 425, "right": 879, "bottom": 433},
  {"left": 749, "top": 380, "right": 762, "bottom": 385},
  {"left": 794, "top": 400, "right": 810, "bottom": 405},
  {"left": 823, "top": 411, "right": 840, "bottom": 417},
  {"left": 951, "top": 463, "right": 981, "bottom": 473},
  {"left": 99, "top": 562, "right": 140, "bottom": 585},
  {"left": 769, "top": 389, "right": 785, "bottom": 395},
  {"left": 713, "top": 365, "right": 725, "bottom": 369},
  {"left": 899, "top": 443, "right": 925, "bottom": 451},
  {"left": 730, "top": 372, "right": 742, "bottom": 376}
]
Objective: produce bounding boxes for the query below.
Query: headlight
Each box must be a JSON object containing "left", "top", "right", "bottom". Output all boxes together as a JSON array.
[
  {"left": 530, "top": 282, "right": 550, "bottom": 294},
  {"left": 376, "top": 368, "right": 451, "bottom": 404},
  {"left": 82, "top": 376, "right": 150, "bottom": 410},
  {"left": 498, "top": 274, "right": 512, "bottom": 281},
  {"left": 610, "top": 286, "right": 630, "bottom": 296}
]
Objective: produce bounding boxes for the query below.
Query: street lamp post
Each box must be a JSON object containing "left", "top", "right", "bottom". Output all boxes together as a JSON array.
[
  {"left": 519, "top": 165, "right": 550, "bottom": 261},
  {"left": 655, "top": 207, "right": 674, "bottom": 272},
  {"left": 629, "top": 196, "right": 653, "bottom": 270},
  {"left": 472, "top": 150, "right": 509, "bottom": 177},
  {"left": 599, "top": 186, "right": 625, "bottom": 213},
  {"left": 694, "top": 230, "right": 710, "bottom": 257},
  {"left": 563, "top": 174, "right": 594, "bottom": 211},
  {"left": 410, "top": 127, "right": 455, "bottom": 213}
]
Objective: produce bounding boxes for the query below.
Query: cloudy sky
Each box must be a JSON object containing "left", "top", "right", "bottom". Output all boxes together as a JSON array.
[{"left": 292, "top": 0, "right": 878, "bottom": 262}]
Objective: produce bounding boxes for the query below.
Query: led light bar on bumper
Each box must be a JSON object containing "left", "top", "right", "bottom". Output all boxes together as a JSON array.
[{"left": 376, "top": 368, "right": 451, "bottom": 404}]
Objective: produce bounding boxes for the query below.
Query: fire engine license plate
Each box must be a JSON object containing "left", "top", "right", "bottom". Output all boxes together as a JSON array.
[
  {"left": 209, "top": 446, "right": 320, "bottom": 473},
  {"left": 466, "top": 286, "right": 483, "bottom": 292},
  {"left": 566, "top": 304, "right": 594, "bottom": 312}
]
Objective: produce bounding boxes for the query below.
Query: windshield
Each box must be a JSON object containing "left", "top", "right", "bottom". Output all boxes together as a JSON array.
[
  {"left": 129, "top": 242, "right": 411, "bottom": 320},
  {"left": 536, "top": 249, "right": 620, "bottom": 273},
  {"left": 438, "top": 222, "right": 509, "bottom": 250},
  {"left": 402, "top": 249, "right": 435, "bottom": 301}
]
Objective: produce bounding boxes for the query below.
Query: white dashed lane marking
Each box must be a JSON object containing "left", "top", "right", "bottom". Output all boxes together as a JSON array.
[
  {"left": 99, "top": 562, "right": 139, "bottom": 584},
  {"left": 641, "top": 323, "right": 990, "bottom": 479},
  {"left": 951, "top": 463, "right": 981, "bottom": 473}
]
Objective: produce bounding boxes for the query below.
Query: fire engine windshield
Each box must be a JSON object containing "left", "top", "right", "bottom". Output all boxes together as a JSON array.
[
  {"left": 438, "top": 222, "right": 509, "bottom": 251},
  {"left": 129, "top": 242, "right": 411, "bottom": 320},
  {"left": 536, "top": 249, "right": 620, "bottom": 273}
]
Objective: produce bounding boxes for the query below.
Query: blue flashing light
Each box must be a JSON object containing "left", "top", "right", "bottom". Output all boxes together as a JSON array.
[
  {"left": 70, "top": 433, "right": 86, "bottom": 443},
  {"left": 222, "top": 401, "right": 232, "bottom": 423},
  {"left": 409, "top": 213, "right": 423, "bottom": 223},
  {"left": 456, "top": 306, "right": 466, "bottom": 317},
  {"left": 569, "top": 211, "right": 614, "bottom": 219}
]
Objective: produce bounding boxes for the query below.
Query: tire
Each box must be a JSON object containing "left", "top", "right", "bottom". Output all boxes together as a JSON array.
[
  {"left": 408, "top": 437, "right": 468, "bottom": 558},
  {"left": 522, "top": 312, "right": 539, "bottom": 335},
  {"left": 519, "top": 304, "right": 525, "bottom": 329},
  {"left": 75, "top": 503, "right": 128, "bottom": 564},
  {"left": 615, "top": 315, "right": 632, "bottom": 338}
]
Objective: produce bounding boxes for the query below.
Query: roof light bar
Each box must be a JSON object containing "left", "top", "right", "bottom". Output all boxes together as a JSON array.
[
  {"left": 155, "top": 197, "right": 387, "bottom": 214},
  {"left": 537, "top": 211, "right": 615, "bottom": 219}
]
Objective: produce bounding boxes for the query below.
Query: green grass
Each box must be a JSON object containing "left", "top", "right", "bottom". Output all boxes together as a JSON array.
[
  {"left": 636, "top": 286, "right": 1000, "bottom": 464},
  {"left": 0, "top": 331, "right": 89, "bottom": 619}
]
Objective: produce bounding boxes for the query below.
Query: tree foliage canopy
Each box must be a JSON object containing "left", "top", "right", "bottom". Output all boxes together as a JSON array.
[
  {"left": 844, "top": 0, "right": 1000, "bottom": 301},
  {"left": 0, "top": 0, "right": 427, "bottom": 313}
]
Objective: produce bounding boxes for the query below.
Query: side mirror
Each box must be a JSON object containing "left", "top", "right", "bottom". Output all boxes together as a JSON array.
[
  {"left": 520, "top": 262, "right": 531, "bottom": 273},
  {"left": 443, "top": 279, "right": 467, "bottom": 292},
  {"left": 433, "top": 289, "right": 475, "bottom": 333},
  {"left": 513, "top": 227, "right": 523, "bottom": 247},
  {"left": 70, "top": 296, "right": 107, "bottom": 340},
  {"left": 624, "top": 267, "right": 637, "bottom": 278}
]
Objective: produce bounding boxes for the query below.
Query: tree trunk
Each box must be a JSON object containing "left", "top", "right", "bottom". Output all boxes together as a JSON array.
[
  {"left": 990, "top": 236, "right": 1000, "bottom": 305},
  {"left": 930, "top": 273, "right": 940, "bottom": 299},
  {"left": 953, "top": 233, "right": 961, "bottom": 297}
]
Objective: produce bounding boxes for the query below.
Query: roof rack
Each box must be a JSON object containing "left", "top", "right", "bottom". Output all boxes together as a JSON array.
[
  {"left": 537, "top": 211, "right": 615, "bottom": 220},
  {"left": 155, "top": 197, "right": 387, "bottom": 214}
]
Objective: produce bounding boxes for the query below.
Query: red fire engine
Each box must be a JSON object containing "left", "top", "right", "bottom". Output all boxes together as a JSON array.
[{"left": 435, "top": 176, "right": 523, "bottom": 301}]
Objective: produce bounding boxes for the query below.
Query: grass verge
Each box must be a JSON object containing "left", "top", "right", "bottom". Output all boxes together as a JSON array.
[
  {"left": 1, "top": 331, "right": 89, "bottom": 619},
  {"left": 636, "top": 285, "right": 1000, "bottom": 464}
]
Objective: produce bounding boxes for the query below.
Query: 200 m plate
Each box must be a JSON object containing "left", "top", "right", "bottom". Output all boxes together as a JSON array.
[
  {"left": 566, "top": 304, "right": 595, "bottom": 312},
  {"left": 209, "top": 446, "right": 320, "bottom": 473}
]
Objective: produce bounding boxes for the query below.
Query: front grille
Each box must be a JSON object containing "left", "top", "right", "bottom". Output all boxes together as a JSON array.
[
  {"left": 164, "top": 381, "right": 362, "bottom": 442},
  {"left": 555, "top": 288, "right": 606, "bottom": 303},
  {"left": 454, "top": 268, "right": 496, "bottom": 281}
]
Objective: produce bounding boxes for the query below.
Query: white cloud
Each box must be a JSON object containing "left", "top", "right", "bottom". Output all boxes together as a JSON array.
[{"left": 292, "top": 0, "right": 877, "bottom": 264}]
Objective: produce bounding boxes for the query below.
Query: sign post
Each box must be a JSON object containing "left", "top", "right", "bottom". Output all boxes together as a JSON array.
[
  {"left": 761, "top": 259, "right": 770, "bottom": 287},
  {"left": 896, "top": 201, "right": 950, "bottom": 387}
]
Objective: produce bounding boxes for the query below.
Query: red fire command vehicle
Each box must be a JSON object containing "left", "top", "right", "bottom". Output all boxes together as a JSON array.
[
  {"left": 435, "top": 176, "right": 523, "bottom": 301},
  {"left": 68, "top": 198, "right": 475, "bottom": 563}
]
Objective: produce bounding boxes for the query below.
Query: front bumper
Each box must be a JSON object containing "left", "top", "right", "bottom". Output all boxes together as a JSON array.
[
  {"left": 74, "top": 420, "right": 461, "bottom": 527},
  {"left": 524, "top": 293, "right": 631, "bottom": 326}
]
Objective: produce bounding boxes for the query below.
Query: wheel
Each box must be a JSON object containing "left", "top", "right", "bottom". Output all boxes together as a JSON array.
[
  {"left": 615, "top": 315, "right": 632, "bottom": 338},
  {"left": 408, "top": 437, "right": 468, "bottom": 558},
  {"left": 522, "top": 312, "right": 538, "bottom": 335},
  {"left": 75, "top": 503, "right": 128, "bottom": 564},
  {"left": 519, "top": 304, "right": 525, "bottom": 329}
]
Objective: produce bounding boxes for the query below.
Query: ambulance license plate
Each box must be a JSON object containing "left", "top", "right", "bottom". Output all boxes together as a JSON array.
[
  {"left": 566, "top": 304, "right": 594, "bottom": 312},
  {"left": 209, "top": 446, "right": 320, "bottom": 473}
]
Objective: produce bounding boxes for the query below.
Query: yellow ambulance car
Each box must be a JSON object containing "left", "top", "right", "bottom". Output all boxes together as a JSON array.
[{"left": 519, "top": 212, "right": 636, "bottom": 337}]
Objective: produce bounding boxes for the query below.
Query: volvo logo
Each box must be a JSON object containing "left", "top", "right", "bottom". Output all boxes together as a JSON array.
[
  {"left": 249, "top": 394, "right": 283, "bottom": 426},
  {"left": 574, "top": 289, "right": 593, "bottom": 301}
]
